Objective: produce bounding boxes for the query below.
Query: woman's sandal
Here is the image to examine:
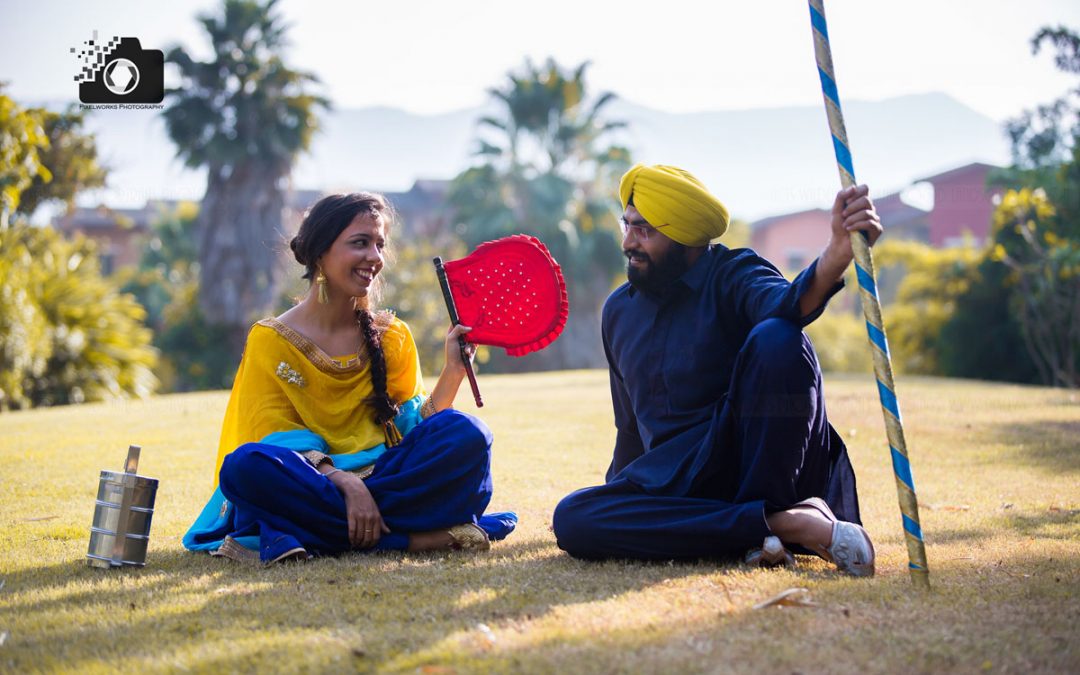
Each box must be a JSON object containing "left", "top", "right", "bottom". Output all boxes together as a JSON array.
[
  {"left": 210, "top": 535, "right": 260, "bottom": 565},
  {"left": 267, "top": 547, "right": 310, "bottom": 564},
  {"left": 792, "top": 497, "right": 875, "bottom": 577},
  {"left": 210, "top": 535, "right": 309, "bottom": 565},
  {"left": 447, "top": 523, "right": 491, "bottom": 552}
]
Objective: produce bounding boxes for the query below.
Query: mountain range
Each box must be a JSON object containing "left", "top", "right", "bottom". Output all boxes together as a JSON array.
[{"left": 71, "top": 92, "right": 1009, "bottom": 222}]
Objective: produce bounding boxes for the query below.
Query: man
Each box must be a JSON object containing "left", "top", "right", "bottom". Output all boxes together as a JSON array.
[{"left": 552, "top": 164, "right": 880, "bottom": 575}]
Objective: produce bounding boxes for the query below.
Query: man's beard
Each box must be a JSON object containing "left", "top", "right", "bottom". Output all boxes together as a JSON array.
[{"left": 626, "top": 243, "right": 693, "bottom": 297}]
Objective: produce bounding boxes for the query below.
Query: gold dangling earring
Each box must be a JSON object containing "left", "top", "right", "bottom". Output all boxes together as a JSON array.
[{"left": 315, "top": 268, "right": 329, "bottom": 304}]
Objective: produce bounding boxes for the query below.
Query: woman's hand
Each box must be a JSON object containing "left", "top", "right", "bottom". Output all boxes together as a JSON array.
[
  {"left": 329, "top": 471, "right": 389, "bottom": 548},
  {"left": 426, "top": 324, "right": 478, "bottom": 414},
  {"left": 443, "top": 324, "right": 476, "bottom": 377}
]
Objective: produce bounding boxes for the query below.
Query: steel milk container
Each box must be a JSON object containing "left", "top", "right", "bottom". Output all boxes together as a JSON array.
[{"left": 87, "top": 445, "right": 159, "bottom": 568}]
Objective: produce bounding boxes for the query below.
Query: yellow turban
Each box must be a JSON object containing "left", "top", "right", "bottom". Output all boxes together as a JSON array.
[{"left": 618, "top": 163, "right": 729, "bottom": 247}]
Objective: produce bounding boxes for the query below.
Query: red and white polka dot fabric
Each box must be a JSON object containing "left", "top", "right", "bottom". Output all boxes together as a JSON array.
[{"left": 442, "top": 235, "right": 569, "bottom": 357}]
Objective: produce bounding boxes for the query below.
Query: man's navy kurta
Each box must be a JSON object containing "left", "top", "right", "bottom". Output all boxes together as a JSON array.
[
  {"left": 599, "top": 244, "right": 860, "bottom": 520},
  {"left": 553, "top": 245, "right": 862, "bottom": 559}
]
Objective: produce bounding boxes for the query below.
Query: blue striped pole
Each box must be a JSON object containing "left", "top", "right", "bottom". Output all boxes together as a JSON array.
[{"left": 808, "top": 0, "right": 930, "bottom": 589}]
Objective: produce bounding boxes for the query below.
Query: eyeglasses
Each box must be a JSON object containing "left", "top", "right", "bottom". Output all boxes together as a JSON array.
[{"left": 619, "top": 218, "right": 667, "bottom": 240}]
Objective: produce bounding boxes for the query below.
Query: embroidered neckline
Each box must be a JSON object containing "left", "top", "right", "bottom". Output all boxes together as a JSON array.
[{"left": 257, "top": 313, "right": 394, "bottom": 374}]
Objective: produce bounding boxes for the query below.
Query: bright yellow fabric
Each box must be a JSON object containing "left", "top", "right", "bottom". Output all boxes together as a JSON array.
[
  {"left": 618, "top": 163, "right": 729, "bottom": 246},
  {"left": 212, "top": 313, "right": 425, "bottom": 484}
]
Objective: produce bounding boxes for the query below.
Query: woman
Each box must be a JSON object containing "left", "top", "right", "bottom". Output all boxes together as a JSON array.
[{"left": 184, "top": 192, "right": 517, "bottom": 563}]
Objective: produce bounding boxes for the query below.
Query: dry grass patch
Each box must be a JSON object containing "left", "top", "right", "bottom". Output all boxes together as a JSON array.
[{"left": 1, "top": 371, "right": 1077, "bottom": 673}]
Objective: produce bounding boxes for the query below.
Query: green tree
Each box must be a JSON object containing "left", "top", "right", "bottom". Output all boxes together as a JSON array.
[
  {"left": 0, "top": 88, "right": 50, "bottom": 225},
  {"left": 1, "top": 91, "right": 157, "bottom": 409},
  {"left": 0, "top": 222, "right": 49, "bottom": 408},
  {"left": 0, "top": 89, "right": 51, "bottom": 407},
  {"left": 0, "top": 223, "right": 158, "bottom": 409},
  {"left": 449, "top": 59, "right": 631, "bottom": 370},
  {"left": 981, "top": 26, "right": 1080, "bottom": 387},
  {"left": 154, "top": 283, "right": 238, "bottom": 392},
  {"left": 874, "top": 239, "right": 983, "bottom": 375},
  {"left": 120, "top": 202, "right": 200, "bottom": 331},
  {"left": 15, "top": 106, "right": 107, "bottom": 218},
  {"left": 120, "top": 202, "right": 237, "bottom": 392},
  {"left": 830, "top": 28, "right": 1080, "bottom": 387},
  {"left": 936, "top": 254, "right": 1039, "bottom": 384},
  {"left": 824, "top": 238, "right": 1037, "bottom": 383},
  {"left": 1003, "top": 27, "right": 1080, "bottom": 181},
  {"left": 379, "top": 236, "right": 468, "bottom": 377},
  {"left": 990, "top": 189, "right": 1079, "bottom": 387},
  {"left": 163, "top": 0, "right": 329, "bottom": 350},
  {"left": 25, "top": 227, "right": 158, "bottom": 406}
]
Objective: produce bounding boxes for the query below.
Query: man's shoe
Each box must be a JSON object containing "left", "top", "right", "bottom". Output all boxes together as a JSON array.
[
  {"left": 792, "top": 497, "right": 875, "bottom": 577},
  {"left": 745, "top": 535, "right": 796, "bottom": 568},
  {"left": 825, "top": 520, "right": 875, "bottom": 577}
]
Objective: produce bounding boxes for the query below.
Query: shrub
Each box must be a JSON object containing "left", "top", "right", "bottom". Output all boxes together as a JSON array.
[{"left": 0, "top": 222, "right": 158, "bottom": 409}]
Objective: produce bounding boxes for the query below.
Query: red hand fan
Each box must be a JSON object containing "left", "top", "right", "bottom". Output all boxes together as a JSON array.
[{"left": 433, "top": 235, "right": 569, "bottom": 406}]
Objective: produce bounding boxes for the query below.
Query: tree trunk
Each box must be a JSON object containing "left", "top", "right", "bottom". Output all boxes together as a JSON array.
[
  {"left": 197, "top": 160, "right": 288, "bottom": 349},
  {"left": 544, "top": 274, "right": 609, "bottom": 369}
]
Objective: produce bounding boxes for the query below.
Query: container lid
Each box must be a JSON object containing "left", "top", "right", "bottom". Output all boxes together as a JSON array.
[{"left": 98, "top": 469, "right": 159, "bottom": 489}]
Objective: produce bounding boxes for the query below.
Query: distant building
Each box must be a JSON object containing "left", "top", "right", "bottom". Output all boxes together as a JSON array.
[
  {"left": 873, "top": 192, "right": 930, "bottom": 243},
  {"left": 749, "top": 161, "right": 1000, "bottom": 270},
  {"left": 914, "top": 162, "right": 1003, "bottom": 247},
  {"left": 749, "top": 193, "right": 932, "bottom": 272},
  {"left": 384, "top": 179, "right": 452, "bottom": 238},
  {"left": 284, "top": 180, "right": 453, "bottom": 239},
  {"left": 53, "top": 202, "right": 175, "bottom": 275},
  {"left": 56, "top": 180, "right": 455, "bottom": 276},
  {"left": 749, "top": 208, "right": 832, "bottom": 272}
]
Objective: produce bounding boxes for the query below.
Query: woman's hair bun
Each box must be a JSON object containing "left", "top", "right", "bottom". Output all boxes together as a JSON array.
[{"left": 289, "top": 235, "right": 306, "bottom": 266}]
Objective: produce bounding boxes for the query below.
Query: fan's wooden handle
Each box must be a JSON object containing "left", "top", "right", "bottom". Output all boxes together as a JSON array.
[
  {"left": 433, "top": 257, "right": 484, "bottom": 408},
  {"left": 460, "top": 344, "right": 483, "bottom": 407}
]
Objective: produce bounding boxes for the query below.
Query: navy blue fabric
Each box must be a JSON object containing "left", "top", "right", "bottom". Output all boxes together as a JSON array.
[
  {"left": 553, "top": 478, "right": 769, "bottom": 560},
  {"left": 553, "top": 247, "right": 860, "bottom": 560},
  {"left": 212, "top": 409, "right": 514, "bottom": 561}
]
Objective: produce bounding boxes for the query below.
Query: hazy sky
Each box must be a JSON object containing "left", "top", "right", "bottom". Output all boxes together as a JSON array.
[{"left": 2, "top": 0, "right": 1078, "bottom": 121}]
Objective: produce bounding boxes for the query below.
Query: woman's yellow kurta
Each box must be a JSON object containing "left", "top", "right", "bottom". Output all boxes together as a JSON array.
[{"left": 212, "top": 312, "right": 425, "bottom": 483}]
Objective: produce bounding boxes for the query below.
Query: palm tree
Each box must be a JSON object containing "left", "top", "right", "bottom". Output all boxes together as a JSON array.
[
  {"left": 477, "top": 60, "right": 625, "bottom": 174},
  {"left": 163, "top": 0, "right": 328, "bottom": 348},
  {"left": 450, "top": 59, "right": 631, "bottom": 369}
]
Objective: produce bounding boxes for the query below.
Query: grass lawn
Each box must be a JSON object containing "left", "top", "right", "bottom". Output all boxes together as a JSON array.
[{"left": 1, "top": 370, "right": 1077, "bottom": 673}]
